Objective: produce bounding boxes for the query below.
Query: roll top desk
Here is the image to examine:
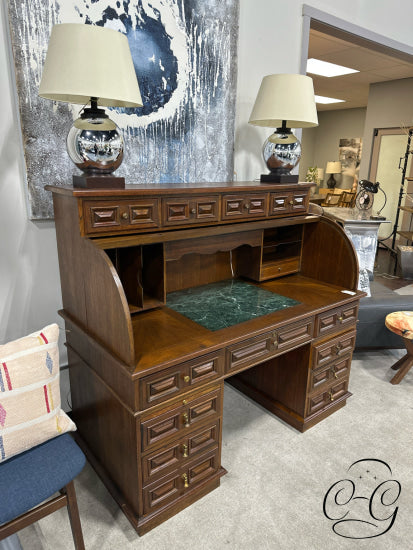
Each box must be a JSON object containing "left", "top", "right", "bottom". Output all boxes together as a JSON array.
[{"left": 47, "top": 182, "right": 364, "bottom": 535}]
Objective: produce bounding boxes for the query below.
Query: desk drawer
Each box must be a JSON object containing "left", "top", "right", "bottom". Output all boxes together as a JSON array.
[
  {"left": 141, "top": 421, "right": 220, "bottom": 484},
  {"left": 312, "top": 330, "right": 356, "bottom": 369},
  {"left": 306, "top": 379, "right": 349, "bottom": 416},
  {"left": 83, "top": 198, "right": 160, "bottom": 234},
  {"left": 226, "top": 318, "right": 313, "bottom": 374},
  {"left": 142, "top": 447, "right": 220, "bottom": 515},
  {"left": 139, "top": 350, "right": 224, "bottom": 409},
  {"left": 315, "top": 303, "right": 358, "bottom": 337},
  {"left": 141, "top": 387, "right": 222, "bottom": 452},
  {"left": 309, "top": 356, "right": 351, "bottom": 394},
  {"left": 162, "top": 196, "right": 219, "bottom": 226},
  {"left": 221, "top": 194, "right": 267, "bottom": 220}
]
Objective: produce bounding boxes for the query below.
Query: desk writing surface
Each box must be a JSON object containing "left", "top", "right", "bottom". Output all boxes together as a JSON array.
[{"left": 131, "top": 274, "right": 363, "bottom": 374}]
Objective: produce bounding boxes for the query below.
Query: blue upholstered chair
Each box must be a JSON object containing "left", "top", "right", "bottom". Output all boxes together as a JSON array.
[{"left": 0, "top": 434, "right": 86, "bottom": 549}]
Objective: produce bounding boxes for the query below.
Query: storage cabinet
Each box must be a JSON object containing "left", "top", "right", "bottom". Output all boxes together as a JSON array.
[{"left": 48, "top": 181, "right": 363, "bottom": 535}]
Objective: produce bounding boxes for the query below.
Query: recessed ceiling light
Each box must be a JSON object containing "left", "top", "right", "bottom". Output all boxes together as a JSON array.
[
  {"left": 315, "top": 95, "right": 346, "bottom": 104},
  {"left": 307, "top": 58, "right": 359, "bottom": 77}
]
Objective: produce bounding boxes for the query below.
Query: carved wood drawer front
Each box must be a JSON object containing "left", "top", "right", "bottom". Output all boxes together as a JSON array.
[
  {"left": 306, "top": 380, "right": 349, "bottom": 416},
  {"left": 142, "top": 447, "right": 220, "bottom": 515},
  {"left": 269, "top": 190, "right": 309, "bottom": 216},
  {"left": 309, "top": 356, "right": 352, "bottom": 394},
  {"left": 221, "top": 194, "right": 267, "bottom": 220},
  {"left": 276, "top": 318, "right": 314, "bottom": 351},
  {"left": 83, "top": 199, "right": 160, "bottom": 234},
  {"left": 312, "top": 330, "right": 356, "bottom": 370},
  {"left": 139, "top": 351, "right": 224, "bottom": 409},
  {"left": 315, "top": 302, "right": 359, "bottom": 337},
  {"left": 226, "top": 330, "right": 276, "bottom": 374},
  {"left": 141, "top": 387, "right": 222, "bottom": 452},
  {"left": 289, "top": 191, "right": 309, "bottom": 213},
  {"left": 269, "top": 192, "right": 290, "bottom": 215},
  {"left": 226, "top": 318, "right": 313, "bottom": 375},
  {"left": 141, "top": 421, "right": 220, "bottom": 484},
  {"left": 162, "top": 196, "right": 220, "bottom": 226}
]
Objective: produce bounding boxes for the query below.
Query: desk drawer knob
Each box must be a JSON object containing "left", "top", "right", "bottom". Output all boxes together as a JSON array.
[
  {"left": 338, "top": 316, "right": 344, "bottom": 323},
  {"left": 121, "top": 212, "right": 128, "bottom": 220},
  {"left": 182, "top": 473, "right": 189, "bottom": 488},
  {"left": 289, "top": 200, "right": 294, "bottom": 206},
  {"left": 182, "top": 443, "right": 188, "bottom": 458},
  {"left": 329, "top": 389, "right": 334, "bottom": 402},
  {"left": 334, "top": 343, "right": 342, "bottom": 355},
  {"left": 331, "top": 366, "right": 338, "bottom": 379},
  {"left": 191, "top": 208, "right": 196, "bottom": 214},
  {"left": 183, "top": 375, "right": 190, "bottom": 383},
  {"left": 183, "top": 413, "right": 190, "bottom": 428}
]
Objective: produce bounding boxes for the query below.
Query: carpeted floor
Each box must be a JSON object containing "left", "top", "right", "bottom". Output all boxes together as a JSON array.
[{"left": 16, "top": 348, "right": 413, "bottom": 550}]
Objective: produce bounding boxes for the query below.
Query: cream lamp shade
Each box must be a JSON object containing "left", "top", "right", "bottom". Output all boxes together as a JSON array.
[
  {"left": 248, "top": 74, "right": 318, "bottom": 183},
  {"left": 326, "top": 161, "right": 342, "bottom": 174},
  {"left": 39, "top": 23, "right": 142, "bottom": 107},
  {"left": 248, "top": 74, "right": 318, "bottom": 129}
]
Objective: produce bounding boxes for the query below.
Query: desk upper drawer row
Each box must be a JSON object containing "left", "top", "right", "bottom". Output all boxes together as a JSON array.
[{"left": 81, "top": 189, "right": 310, "bottom": 235}]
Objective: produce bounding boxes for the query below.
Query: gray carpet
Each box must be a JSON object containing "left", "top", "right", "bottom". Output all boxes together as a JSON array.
[{"left": 17, "top": 349, "right": 413, "bottom": 549}]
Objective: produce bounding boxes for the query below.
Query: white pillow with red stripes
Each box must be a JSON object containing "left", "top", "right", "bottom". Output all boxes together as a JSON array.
[{"left": 0, "top": 324, "right": 76, "bottom": 462}]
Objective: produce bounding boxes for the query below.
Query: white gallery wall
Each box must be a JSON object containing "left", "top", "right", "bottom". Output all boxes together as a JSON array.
[{"left": 1, "top": 0, "right": 413, "bottom": 366}]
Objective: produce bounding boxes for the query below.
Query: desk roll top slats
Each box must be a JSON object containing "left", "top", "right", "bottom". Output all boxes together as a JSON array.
[{"left": 47, "top": 182, "right": 364, "bottom": 535}]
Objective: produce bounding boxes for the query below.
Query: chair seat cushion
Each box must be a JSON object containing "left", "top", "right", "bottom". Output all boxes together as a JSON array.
[
  {"left": 385, "top": 311, "right": 413, "bottom": 339},
  {"left": 0, "top": 434, "right": 85, "bottom": 524}
]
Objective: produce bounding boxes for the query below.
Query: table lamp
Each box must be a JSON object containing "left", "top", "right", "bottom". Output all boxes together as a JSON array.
[
  {"left": 248, "top": 74, "right": 318, "bottom": 183},
  {"left": 325, "top": 161, "right": 342, "bottom": 189},
  {"left": 358, "top": 180, "right": 387, "bottom": 220},
  {"left": 39, "top": 23, "right": 143, "bottom": 189}
]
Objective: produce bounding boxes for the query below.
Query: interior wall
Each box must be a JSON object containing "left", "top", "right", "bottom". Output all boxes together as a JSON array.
[
  {"left": 1, "top": 0, "right": 413, "bottom": 365},
  {"left": 360, "top": 77, "right": 413, "bottom": 179},
  {"left": 299, "top": 108, "right": 366, "bottom": 188}
]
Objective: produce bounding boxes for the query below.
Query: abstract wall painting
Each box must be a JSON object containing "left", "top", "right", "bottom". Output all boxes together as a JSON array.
[{"left": 7, "top": 0, "right": 239, "bottom": 219}]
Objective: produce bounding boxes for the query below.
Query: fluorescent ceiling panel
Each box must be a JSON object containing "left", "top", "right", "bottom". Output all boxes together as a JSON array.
[
  {"left": 315, "top": 95, "right": 345, "bottom": 104},
  {"left": 307, "top": 58, "right": 359, "bottom": 77}
]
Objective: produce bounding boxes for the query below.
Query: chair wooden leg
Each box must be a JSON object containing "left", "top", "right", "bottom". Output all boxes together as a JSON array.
[
  {"left": 391, "top": 353, "right": 409, "bottom": 370},
  {"left": 63, "top": 481, "right": 85, "bottom": 550},
  {"left": 390, "top": 338, "right": 413, "bottom": 384}
]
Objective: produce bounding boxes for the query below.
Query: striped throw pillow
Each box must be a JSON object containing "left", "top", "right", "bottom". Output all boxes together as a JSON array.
[{"left": 0, "top": 324, "right": 76, "bottom": 462}]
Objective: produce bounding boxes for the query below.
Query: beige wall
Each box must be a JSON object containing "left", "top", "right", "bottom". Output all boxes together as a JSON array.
[
  {"left": 300, "top": 108, "right": 366, "bottom": 189},
  {"left": 360, "top": 77, "right": 413, "bottom": 179}
]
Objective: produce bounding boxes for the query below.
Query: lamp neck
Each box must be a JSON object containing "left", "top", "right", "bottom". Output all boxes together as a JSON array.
[
  {"left": 81, "top": 97, "right": 108, "bottom": 120},
  {"left": 275, "top": 121, "right": 292, "bottom": 134}
]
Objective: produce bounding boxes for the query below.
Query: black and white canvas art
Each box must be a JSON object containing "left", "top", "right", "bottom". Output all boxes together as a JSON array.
[{"left": 7, "top": 0, "right": 239, "bottom": 219}]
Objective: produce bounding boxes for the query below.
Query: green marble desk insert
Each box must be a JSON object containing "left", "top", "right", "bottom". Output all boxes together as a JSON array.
[{"left": 166, "top": 279, "right": 300, "bottom": 331}]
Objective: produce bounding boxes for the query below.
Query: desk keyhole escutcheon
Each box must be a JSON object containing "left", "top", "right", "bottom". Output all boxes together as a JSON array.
[
  {"left": 183, "top": 412, "right": 190, "bottom": 428},
  {"left": 182, "top": 444, "right": 188, "bottom": 458},
  {"left": 182, "top": 473, "right": 189, "bottom": 488}
]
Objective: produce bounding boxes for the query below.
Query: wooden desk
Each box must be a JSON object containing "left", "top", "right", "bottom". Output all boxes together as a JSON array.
[{"left": 47, "top": 182, "right": 364, "bottom": 535}]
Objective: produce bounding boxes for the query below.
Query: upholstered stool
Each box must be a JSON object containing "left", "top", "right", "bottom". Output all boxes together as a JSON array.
[
  {"left": 385, "top": 311, "right": 413, "bottom": 384},
  {"left": 0, "top": 434, "right": 86, "bottom": 549}
]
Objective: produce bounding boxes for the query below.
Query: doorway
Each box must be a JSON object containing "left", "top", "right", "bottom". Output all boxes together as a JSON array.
[
  {"left": 300, "top": 6, "right": 413, "bottom": 197},
  {"left": 369, "top": 128, "right": 413, "bottom": 243}
]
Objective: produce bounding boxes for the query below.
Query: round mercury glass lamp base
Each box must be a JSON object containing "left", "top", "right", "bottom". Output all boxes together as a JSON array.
[{"left": 67, "top": 116, "right": 124, "bottom": 175}]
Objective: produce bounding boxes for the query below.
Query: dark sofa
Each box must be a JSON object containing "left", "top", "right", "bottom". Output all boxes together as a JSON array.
[{"left": 356, "top": 280, "right": 411, "bottom": 349}]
